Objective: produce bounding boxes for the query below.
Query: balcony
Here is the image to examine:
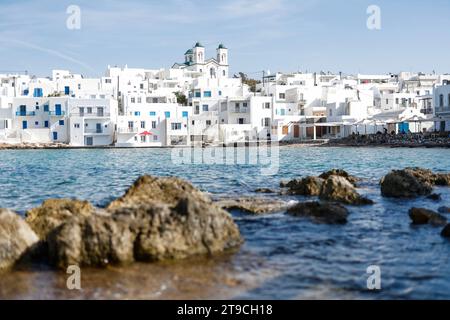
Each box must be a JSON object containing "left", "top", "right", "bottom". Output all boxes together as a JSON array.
[
  {"left": 436, "top": 106, "right": 450, "bottom": 114},
  {"left": 48, "top": 111, "right": 66, "bottom": 116},
  {"left": 84, "top": 128, "right": 108, "bottom": 135},
  {"left": 72, "top": 112, "right": 110, "bottom": 118},
  {"left": 232, "top": 107, "right": 249, "bottom": 114},
  {"left": 118, "top": 127, "right": 139, "bottom": 134},
  {"left": 15, "top": 111, "right": 36, "bottom": 116}
]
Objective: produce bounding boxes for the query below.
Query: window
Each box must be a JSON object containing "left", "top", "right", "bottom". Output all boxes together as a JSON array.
[
  {"left": 140, "top": 121, "right": 145, "bottom": 129},
  {"left": 74, "top": 123, "right": 80, "bottom": 128},
  {"left": 171, "top": 123, "right": 182, "bottom": 130},
  {"left": 152, "top": 121, "right": 157, "bottom": 129},
  {"left": 134, "top": 111, "right": 141, "bottom": 116},
  {"left": 35, "top": 121, "right": 39, "bottom": 126},
  {"left": 153, "top": 135, "right": 158, "bottom": 141},
  {"left": 137, "top": 97, "right": 142, "bottom": 103},
  {"left": 79, "top": 107, "right": 84, "bottom": 115},
  {"left": 386, "top": 99, "right": 389, "bottom": 104},
  {"left": 395, "top": 98, "right": 399, "bottom": 104},
  {"left": 279, "top": 93, "right": 285, "bottom": 99},
  {"left": 182, "top": 111, "right": 188, "bottom": 118},
  {"left": 105, "top": 79, "right": 111, "bottom": 84},
  {"left": 262, "top": 118, "right": 270, "bottom": 127},
  {"left": 218, "top": 91, "right": 222, "bottom": 96},
  {"left": 192, "top": 120, "right": 195, "bottom": 125},
  {"left": 44, "top": 121, "right": 49, "bottom": 128},
  {"left": 238, "top": 118, "right": 244, "bottom": 125},
  {"left": 280, "top": 109, "right": 286, "bottom": 116},
  {"left": 134, "top": 136, "right": 138, "bottom": 141},
  {"left": 140, "top": 84, "right": 144, "bottom": 89},
  {"left": 131, "top": 97, "right": 136, "bottom": 103},
  {"left": 128, "top": 121, "right": 134, "bottom": 128},
  {"left": 195, "top": 91, "right": 201, "bottom": 98},
  {"left": 141, "top": 135, "right": 146, "bottom": 143},
  {"left": 264, "top": 103, "right": 270, "bottom": 109},
  {"left": 243, "top": 102, "right": 248, "bottom": 108},
  {"left": 206, "top": 120, "right": 212, "bottom": 126},
  {"left": 439, "top": 94, "right": 444, "bottom": 107},
  {"left": 59, "top": 120, "right": 64, "bottom": 126},
  {"left": 36, "top": 105, "right": 39, "bottom": 110},
  {"left": 87, "top": 107, "right": 92, "bottom": 114},
  {"left": 44, "top": 104, "right": 49, "bottom": 112},
  {"left": 78, "top": 84, "right": 81, "bottom": 90},
  {"left": 204, "top": 91, "right": 212, "bottom": 98},
  {"left": 202, "top": 105, "right": 209, "bottom": 112},
  {"left": 164, "top": 112, "right": 170, "bottom": 118},
  {"left": 149, "top": 111, "right": 156, "bottom": 116}
]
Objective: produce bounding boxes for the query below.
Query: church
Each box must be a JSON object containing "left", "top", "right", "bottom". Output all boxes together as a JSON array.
[{"left": 172, "top": 42, "right": 229, "bottom": 79}]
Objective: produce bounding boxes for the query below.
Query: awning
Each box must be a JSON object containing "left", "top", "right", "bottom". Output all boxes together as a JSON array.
[{"left": 139, "top": 131, "right": 153, "bottom": 136}]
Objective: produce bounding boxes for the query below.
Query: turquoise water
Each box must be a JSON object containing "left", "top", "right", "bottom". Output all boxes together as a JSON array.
[{"left": 1, "top": 146, "right": 450, "bottom": 299}]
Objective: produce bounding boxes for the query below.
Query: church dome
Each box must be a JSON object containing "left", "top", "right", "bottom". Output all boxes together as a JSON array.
[
  {"left": 194, "top": 42, "right": 204, "bottom": 48},
  {"left": 218, "top": 43, "right": 227, "bottom": 49}
]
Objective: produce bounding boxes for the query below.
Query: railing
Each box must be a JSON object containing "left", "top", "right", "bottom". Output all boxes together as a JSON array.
[
  {"left": 436, "top": 106, "right": 450, "bottom": 113},
  {"left": 84, "top": 129, "right": 106, "bottom": 134},
  {"left": 232, "top": 108, "right": 249, "bottom": 114},
  {"left": 71, "top": 112, "right": 110, "bottom": 117},
  {"left": 48, "top": 111, "right": 66, "bottom": 116},
  {"left": 15, "top": 111, "right": 36, "bottom": 116},
  {"left": 117, "top": 127, "right": 139, "bottom": 133}
]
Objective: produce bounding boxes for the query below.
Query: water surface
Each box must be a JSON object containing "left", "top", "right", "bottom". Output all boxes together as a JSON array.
[{"left": 0, "top": 146, "right": 449, "bottom": 299}]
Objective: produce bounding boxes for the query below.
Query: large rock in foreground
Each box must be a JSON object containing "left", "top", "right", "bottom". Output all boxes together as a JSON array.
[
  {"left": 409, "top": 208, "right": 447, "bottom": 226},
  {"left": 48, "top": 176, "right": 243, "bottom": 268},
  {"left": 319, "top": 176, "right": 373, "bottom": 205},
  {"left": 319, "top": 169, "right": 359, "bottom": 186},
  {"left": 381, "top": 168, "right": 433, "bottom": 198},
  {"left": 0, "top": 209, "right": 39, "bottom": 272},
  {"left": 287, "top": 201, "right": 349, "bottom": 224},
  {"left": 26, "top": 199, "right": 94, "bottom": 239}
]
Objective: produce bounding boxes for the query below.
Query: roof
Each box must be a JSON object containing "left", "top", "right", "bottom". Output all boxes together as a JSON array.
[
  {"left": 194, "top": 42, "right": 204, "bottom": 48},
  {"left": 218, "top": 43, "right": 227, "bottom": 49},
  {"left": 185, "top": 49, "right": 193, "bottom": 55}
]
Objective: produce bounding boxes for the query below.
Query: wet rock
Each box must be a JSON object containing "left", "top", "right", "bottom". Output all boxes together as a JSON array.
[
  {"left": 441, "top": 224, "right": 450, "bottom": 238},
  {"left": 107, "top": 175, "right": 211, "bottom": 210},
  {"left": 380, "top": 168, "right": 433, "bottom": 198},
  {"left": 319, "top": 169, "right": 359, "bottom": 186},
  {"left": 282, "top": 177, "right": 324, "bottom": 196},
  {"left": 319, "top": 176, "right": 373, "bottom": 205},
  {"left": 409, "top": 208, "right": 447, "bottom": 226},
  {"left": 434, "top": 173, "right": 450, "bottom": 186},
  {"left": 216, "top": 197, "right": 293, "bottom": 214},
  {"left": 287, "top": 201, "right": 349, "bottom": 224},
  {"left": 438, "top": 206, "right": 450, "bottom": 214},
  {"left": 427, "top": 193, "right": 442, "bottom": 201},
  {"left": 0, "top": 209, "right": 39, "bottom": 272},
  {"left": 48, "top": 176, "right": 243, "bottom": 269},
  {"left": 25, "top": 199, "right": 94, "bottom": 240},
  {"left": 255, "top": 188, "right": 277, "bottom": 194}
]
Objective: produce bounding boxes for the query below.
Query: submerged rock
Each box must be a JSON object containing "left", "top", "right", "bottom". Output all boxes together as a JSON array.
[
  {"left": 26, "top": 199, "right": 94, "bottom": 239},
  {"left": 441, "top": 224, "right": 450, "bottom": 238},
  {"left": 48, "top": 176, "right": 243, "bottom": 269},
  {"left": 287, "top": 201, "right": 349, "bottom": 224},
  {"left": 380, "top": 168, "right": 433, "bottom": 198},
  {"left": 409, "top": 208, "right": 447, "bottom": 226},
  {"left": 0, "top": 209, "right": 39, "bottom": 272},
  {"left": 438, "top": 206, "right": 450, "bottom": 214},
  {"left": 319, "top": 169, "right": 359, "bottom": 186},
  {"left": 255, "top": 188, "right": 277, "bottom": 194},
  {"left": 319, "top": 176, "right": 373, "bottom": 205},
  {"left": 216, "top": 197, "right": 293, "bottom": 214},
  {"left": 283, "top": 177, "right": 324, "bottom": 196},
  {"left": 427, "top": 193, "right": 442, "bottom": 201},
  {"left": 434, "top": 173, "right": 450, "bottom": 186}
]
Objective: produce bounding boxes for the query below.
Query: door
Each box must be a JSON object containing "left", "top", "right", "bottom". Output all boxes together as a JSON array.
[
  {"left": 96, "top": 123, "right": 102, "bottom": 133},
  {"left": 52, "top": 132, "right": 58, "bottom": 140},
  {"left": 294, "top": 125, "right": 300, "bottom": 138},
  {"left": 22, "top": 121, "right": 27, "bottom": 129},
  {"left": 55, "top": 104, "right": 62, "bottom": 116},
  {"left": 86, "top": 137, "right": 93, "bottom": 146},
  {"left": 440, "top": 121, "right": 446, "bottom": 132},
  {"left": 282, "top": 126, "right": 289, "bottom": 135},
  {"left": 44, "top": 121, "right": 49, "bottom": 128},
  {"left": 64, "top": 86, "right": 70, "bottom": 95},
  {"left": 20, "top": 105, "right": 26, "bottom": 116}
]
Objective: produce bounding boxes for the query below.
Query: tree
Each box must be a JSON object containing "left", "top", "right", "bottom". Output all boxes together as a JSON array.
[
  {"left": 174, "top": 91, "right": 188, "bottom": 106},
  {"left": 235, "top": 72, "right": 261, "bottom": 93}
]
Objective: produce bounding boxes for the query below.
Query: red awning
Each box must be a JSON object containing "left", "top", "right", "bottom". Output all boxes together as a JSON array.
[{"left": 139, "top": 131, "right": 153, "bottom": 136}]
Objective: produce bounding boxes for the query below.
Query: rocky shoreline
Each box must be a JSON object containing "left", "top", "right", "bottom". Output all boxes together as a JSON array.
[{"left": 1, "top": 167, "right": 450, "bottom": 279}]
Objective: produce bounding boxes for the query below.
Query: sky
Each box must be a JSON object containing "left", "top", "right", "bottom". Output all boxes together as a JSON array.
[{"left": 0, "top": 0, "right": 449, "bottom": 78}]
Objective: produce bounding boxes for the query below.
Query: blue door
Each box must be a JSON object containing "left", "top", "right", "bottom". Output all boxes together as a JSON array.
[
  {"left": 398, "top": 122, "right": 409, "bottom": 133},
  {"left": 53, "top": 132, "right": 58, "bottom": 140},
  {"left": 33, "top": 88, "right": 43, "bottom": 97},
  {"left": 44, "top": 121, "right": 49, "bottom": 128},
  {"left": 64, "top": 86, "right": 70, "bottom": 95},
  {"left": 19, "top": 105, "right": 26, "bottom": 116},
  {"left": 96, "top": 123, "right": 102, "bottom": 133},
  {"left": 22, "top": 121, "right": 27, "bottom": 129},
  {"left": 55, "top": 104, "right": 62, "bottom": 116}
]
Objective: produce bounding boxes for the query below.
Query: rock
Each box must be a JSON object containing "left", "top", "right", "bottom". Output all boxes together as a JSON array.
[
  {"left": 26, "top": 199, "right": 94, "bottom": 240},
  {"left": 0, "top": 209, "right": 39, "bottom": 272},
  {"left": 282, "top": 176, "right": 324, "bottom": 196},
  {"left": 380, "top": 168, "right": 433, "bottom": 198},
  {"left": 427, "top": 193, "right": 442, "bottom": 201},
  {"left": 441, "top": 224, "right": 450, "bottom": 238},
  {"left": 216, "top": 197, "right": 293, "bottom": 214},
  {"left": 434, "top": 173, "right": 450, "bottom": 186},
  {"left": 319, "top": 176, "right": 373, "bottom": 205},
  {"left": 409, "top": 208, "right": 447, "bottom": 226},
  {"left": 319, "top": 169, "right": 359, "bottom": 186},
  {"left": 287, "top": 201, "right": 349, "bottom": 224},
  {"left": 255, "top": 188, "right": 276, "bottom": 194},
  {"left": 438, "top": 206, "right": 450, "bottom": 214},
  {"left": 107, "top": 175, "right": 211, "bottom": 210},
  {"left": 48, "top": 176, "right": 243, "bottom": 269}
]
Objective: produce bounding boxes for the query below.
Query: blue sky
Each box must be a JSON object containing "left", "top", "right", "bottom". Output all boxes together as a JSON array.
[{"left": 0, "top": 0, "right": 449, "bottom": 78}]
